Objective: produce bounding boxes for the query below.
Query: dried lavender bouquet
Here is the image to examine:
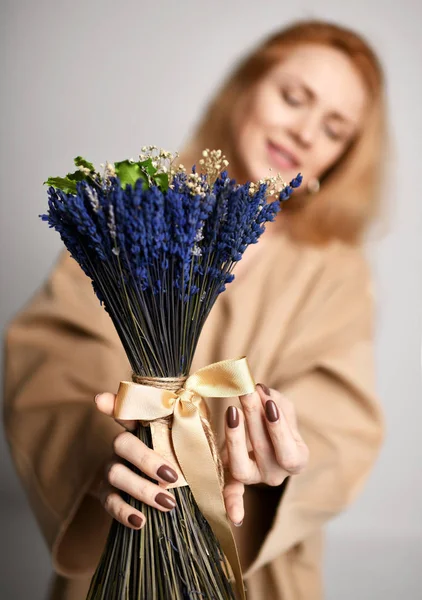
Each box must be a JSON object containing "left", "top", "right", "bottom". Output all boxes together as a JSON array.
[{"left": 41, "top": 148, "right": 301, "bottom": 599}]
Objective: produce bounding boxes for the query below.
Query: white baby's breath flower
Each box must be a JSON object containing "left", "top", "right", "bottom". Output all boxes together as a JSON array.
[
  {"left": 198, "top": 148, "right": 229, "bottom": 186},
  {"left": 78, "top": 166, "right": 91, "bottom": 175},
  {"left": 104, "top": 160, "right": 116, "bottom": 178}
]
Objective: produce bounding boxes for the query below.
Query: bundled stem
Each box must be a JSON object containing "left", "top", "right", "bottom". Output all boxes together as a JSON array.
[{"left": 87, "top": 423, "right": 235, "bottom": 600}]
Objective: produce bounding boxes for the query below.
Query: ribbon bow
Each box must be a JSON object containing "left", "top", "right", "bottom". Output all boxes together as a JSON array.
[{"left": 114, "top": 357, "right": 256, "bottom": 600}]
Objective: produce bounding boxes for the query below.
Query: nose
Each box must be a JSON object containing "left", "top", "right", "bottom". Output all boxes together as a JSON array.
[{"left": 286, "top": 112, "right": 320, "bottom": 149}]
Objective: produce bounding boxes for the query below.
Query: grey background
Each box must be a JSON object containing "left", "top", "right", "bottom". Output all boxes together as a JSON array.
[{"left": 1, "top": 0, "right": 421, "bottom": 598}]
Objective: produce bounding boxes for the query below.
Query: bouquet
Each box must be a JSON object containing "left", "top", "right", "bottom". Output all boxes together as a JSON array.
[{"left": 41, "top": 147, "right": 302, "bottom": 599}]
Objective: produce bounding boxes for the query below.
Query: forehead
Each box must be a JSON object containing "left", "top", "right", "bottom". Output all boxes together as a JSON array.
[{"left": 267, "top": 43, "right": 368, "bottom": 121}]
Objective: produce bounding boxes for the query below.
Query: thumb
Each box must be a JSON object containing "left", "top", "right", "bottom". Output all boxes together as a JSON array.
[
  {"left": 223, "top": 471, "right": 245, "bottom": 527},
  {"left": 94, "top": 392, "right": 138, "bottom": 432}
]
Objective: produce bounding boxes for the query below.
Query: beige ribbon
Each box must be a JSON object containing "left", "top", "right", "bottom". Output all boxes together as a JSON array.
[{"left": 114, "top": 357, "right": 256, "bottom": 600}]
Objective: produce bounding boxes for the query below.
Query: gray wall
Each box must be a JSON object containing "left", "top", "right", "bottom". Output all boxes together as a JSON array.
[{"left": 1, "top": 1, "right": 421, "bottom": 598}]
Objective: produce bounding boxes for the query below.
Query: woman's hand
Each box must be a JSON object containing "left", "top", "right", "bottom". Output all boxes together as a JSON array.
[
  {"left": 89, "top": 392, "right": 179, "bottom": 530},
  {"left": 222, "top": 384, "right": 309, "bottom": 527}
]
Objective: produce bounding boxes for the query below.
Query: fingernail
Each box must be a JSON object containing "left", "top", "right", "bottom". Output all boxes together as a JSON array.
[
  {"left": 94, "top": 394, "right": 100, "bottom": 403},
  {"left": 265, "top": 399, "right": 279, "bottom": 423},
  {"left": 227, "top": 406, "right": 239, "bottom": 429},
  {"left": 156, "top": 464, "right": 178, "bottom": 483},
  {"left": 155, "top": 492, "right": 176, "bottom": 509},
  {"left": 128, "top": 514, "right": 144, "bottom": 528},
  {"left": 233, "top": 520, "right": 243, "bottom": 527},
  {"left": 257, "top": 383, "right": 271, "bottom": 396}
]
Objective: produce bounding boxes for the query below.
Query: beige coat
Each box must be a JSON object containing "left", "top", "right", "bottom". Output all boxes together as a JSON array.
[{"left": 3, "top": 231, "right": 384, "bottom": 600}]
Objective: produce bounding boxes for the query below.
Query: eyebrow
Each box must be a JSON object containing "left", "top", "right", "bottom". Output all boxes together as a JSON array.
[{"left": 283, "top": 76, "right": 358, "bottom": 128}]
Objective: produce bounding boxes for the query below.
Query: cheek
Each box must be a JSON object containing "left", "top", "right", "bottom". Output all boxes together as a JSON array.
[
  {"left": 232, "top": 98, "right": 263, "bottom": 163},
  {"left": 250, "top": 87, "right": 285, "bottom": 131},
  {"left": 311, "top": 141, "right": 347, "bottom": 180},
  {"left": 238, "top": 88, "right": 282, "bottom": 142}
]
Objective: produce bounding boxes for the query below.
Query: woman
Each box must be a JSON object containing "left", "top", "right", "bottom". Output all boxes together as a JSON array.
[{"left": 4, "top": 19, "right": 386, "bottom": 600}]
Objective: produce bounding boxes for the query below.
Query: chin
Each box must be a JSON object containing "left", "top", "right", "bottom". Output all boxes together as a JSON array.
[{"left": 244, "top": 160, "right": 274, "bottom": 183}]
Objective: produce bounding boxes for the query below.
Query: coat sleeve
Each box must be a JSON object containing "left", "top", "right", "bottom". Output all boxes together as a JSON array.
[
  {"left": 3, "top": 251, "right": 130, "bottom": 578},
  {"left": 244, "top": 248, "right": 385, "bottom": 578}
]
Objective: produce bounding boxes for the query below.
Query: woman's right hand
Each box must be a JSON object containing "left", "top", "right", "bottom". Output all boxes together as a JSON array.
[{"left": 89, "top": 392, "right": 179, "bottom": 530}]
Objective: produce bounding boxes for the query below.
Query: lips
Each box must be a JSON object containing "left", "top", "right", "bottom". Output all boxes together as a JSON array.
[{"left": 267, "top": 140, "right": 300, "bottom": 171}]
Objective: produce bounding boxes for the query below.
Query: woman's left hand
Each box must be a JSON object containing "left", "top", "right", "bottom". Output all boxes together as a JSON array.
[{"left": 222, "top": 384, "right": 309, "bottom": 526}]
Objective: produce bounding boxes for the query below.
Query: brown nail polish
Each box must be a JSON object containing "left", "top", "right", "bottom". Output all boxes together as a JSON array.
[
  {"left": 265, "top": 399, "right": 279, "bottom": 423},
  {"left": 155, "top": 492, "right": 176, "bottom": 509},
  {"left": 156, "top": 464, "right": 178, "bottom": 483},
  {"left": 128, "top": 514, "right": 144, "bottom": 528},
  {"left": 227, "top": 406, "right": 239, "bottom": 429}
]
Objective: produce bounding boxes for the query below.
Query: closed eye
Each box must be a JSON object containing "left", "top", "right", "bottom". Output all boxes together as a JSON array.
[
  {"left": 282, "top": 88, "right": 304, "bottom": 107},
  {"left": 324, "top": 123, "right": 352, "bottom": 142}
]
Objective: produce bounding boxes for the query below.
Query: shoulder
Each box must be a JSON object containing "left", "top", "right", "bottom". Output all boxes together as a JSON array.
[
  {"left": 324, "top": 239, "right": 371, "bottom": 279},
  {"left": 322, "top": 239, "right": 374, "bottom": 303},
  {"left": 285, "top": 235, "right": 375, "bottom": 338},
  {"left": 48, "top": 250, "right": 98, "bottom": 305},
  {"left": 315, "top": 240, "right": 374, "bottom": 338},
  {"left": 299, "top": 235, "right": 373, "bottom": 298},
  {"left": 275, "top": 237, "right": 376, "bottom": 376},
  {"left": 282, "top": 230, "right": 373, "bottom": 298}
]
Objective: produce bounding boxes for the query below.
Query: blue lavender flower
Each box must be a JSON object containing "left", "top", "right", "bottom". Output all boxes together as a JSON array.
[
  {"left": 290, "top": 173, "right": 303, "bottom": 188},
  {"left": 41, "top": 163, "right": 302, "bottom": 376}
]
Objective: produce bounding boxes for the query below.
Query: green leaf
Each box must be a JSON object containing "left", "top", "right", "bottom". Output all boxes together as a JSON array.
[
  {"left": 43, "top": 176, "right": 78, "bottom": 194},
  {"left": 114, "top": 159, "right": 149, "bottom": 189},
  {"left": 153, "top": 172, "right": 169, "bottom": 192},
  {"left": 43, "top": 155, "right": 95, "bottom": 194},
  {"left": 74, "top": 156, "right": 95, "bottom": 172},
  {"left": 44, "top": 155, "right": 167, "bottom": 195},
  {"left": 44, "top": 168, "right": 95, "bottom": 194},
  {"left": 139, "top": 158, "right": 157, "bottom": 177},
  {"left": 67, "top": 170, "right": 86, "bottom": 182}
]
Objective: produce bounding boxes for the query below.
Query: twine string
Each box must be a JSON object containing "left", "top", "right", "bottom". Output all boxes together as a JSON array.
[{"left": 131, "top": 373, "right": 224, "bottom": 488}]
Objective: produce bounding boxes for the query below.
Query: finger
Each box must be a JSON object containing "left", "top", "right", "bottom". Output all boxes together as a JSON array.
[
  {"left": 223, "top": 471, "right": 245, "bottom": 526},
  {"left": 106, "top": 460, "right": 177, "bottom": 512},
  {"left": 220, "top": 431, "right": 254, "bottom": 468},
  {"left": 276, "top": 395, "right": 306, "bottom": 445},
  {"left": 238, "top": 389, "right": 274, "bottom": 475},
  {"left": 98, "top": 482, "right": 146, "bottom": 530},
  {"left": 257, "top": 385, "right": 308, "bottom": 474},
  {"left": 113, "top": 430, "right": 179, "bottom": 485},
  {"left": 260, "top": 387, "right": 309, "bottom": 461},
  {"left": 95, "top": 392, "right": 137, "bottom": 432},
  {"left": 257, "top": 385, "right": 301, "bottom": 434},
  {"left": 220, "top": 445, "right": 228, "bottom": 467},
  {"left": 225, "top": 406, "right": 260, "bottom": 484}
]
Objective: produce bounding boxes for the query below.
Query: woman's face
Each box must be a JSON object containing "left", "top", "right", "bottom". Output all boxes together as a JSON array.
[{"left": 233, "top": 44, "right": 368, "bottom": 185}]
